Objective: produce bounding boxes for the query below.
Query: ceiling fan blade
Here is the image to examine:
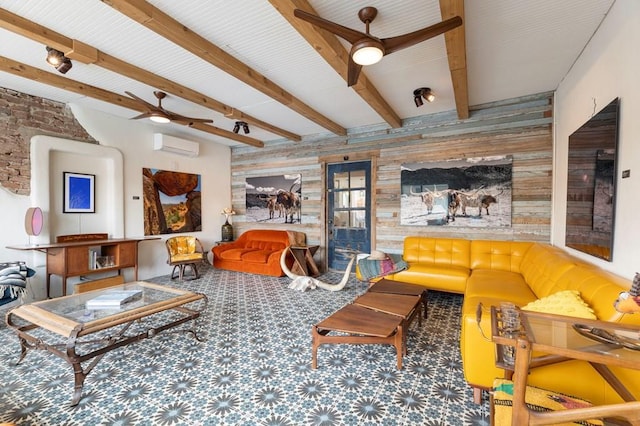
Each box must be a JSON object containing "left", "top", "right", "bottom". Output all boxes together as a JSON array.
[
  {"left": 347, "top": 57, "right": 363, "bottom": 87},
  {"left": 294, "top": 9, "right": 369, "bottom": 44},
  {"left": 171, "top": 114, "right": 214, "bottom": 126},
  {"left": 124, "top": 91, "right": 160, "bottom": 111},
  {"left": 131, "top": 112, "right": 153, "bottom": 120},
  {"left": 381, "top": 16, "right": 462, "bottom": 55}
]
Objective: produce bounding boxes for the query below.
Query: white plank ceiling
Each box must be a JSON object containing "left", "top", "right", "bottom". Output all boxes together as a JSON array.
[{"left": 0, "top": 0, "right": 615, "bottom": 146}]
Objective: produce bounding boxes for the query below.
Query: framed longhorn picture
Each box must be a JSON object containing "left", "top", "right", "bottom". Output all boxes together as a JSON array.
[
  {"left": 400, "top": 156, "right": 512, "bottom": 227},
  {"left": 245, "top": 174, "right": 301, "bottom": 224}
]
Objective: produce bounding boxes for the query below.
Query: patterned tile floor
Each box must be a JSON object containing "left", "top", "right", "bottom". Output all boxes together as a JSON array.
[{"left": 0, "top": 266, "right": 490, "bottom": 425}]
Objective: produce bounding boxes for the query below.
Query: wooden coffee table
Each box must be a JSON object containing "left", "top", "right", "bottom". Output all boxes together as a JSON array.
[
  {"left": 367, "top": 278, "right": 428, "bottom": 319},
  {"left": 312, "top": 304, "right": 404, "bottom": 369},
  {"left": 353, "top": 292, "right": 422, "bottom": 355},
  {"left": 5, "top": 281, "right": 207, "bottom": 405}
]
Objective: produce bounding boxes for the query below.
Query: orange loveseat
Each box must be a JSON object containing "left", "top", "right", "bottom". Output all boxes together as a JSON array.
[{"left": 211, "top": 230, "right": 304, "bottom": 277}]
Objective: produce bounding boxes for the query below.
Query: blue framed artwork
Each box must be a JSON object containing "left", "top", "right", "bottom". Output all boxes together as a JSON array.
[{"left": 63, "top": 172, "right": 95, "bottom": 213}]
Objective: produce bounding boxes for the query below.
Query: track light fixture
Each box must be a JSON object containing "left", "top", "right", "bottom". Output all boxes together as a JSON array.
[
  {"left": 233, "top": 121, "right": 250, "bottom": 134},
  {"left": 413, "top": 87, "right": 435, "bottom": 107},
  {"left": 45, "top": 46, "right": 72, "bottom": 74}
]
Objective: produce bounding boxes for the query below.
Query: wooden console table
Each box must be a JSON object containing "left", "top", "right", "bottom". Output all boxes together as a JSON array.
[{"left": 7, "top": 236, "right": 159, "bottom": 298}]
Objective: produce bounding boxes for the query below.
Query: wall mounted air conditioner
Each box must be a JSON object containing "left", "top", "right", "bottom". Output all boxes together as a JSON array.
[{"left": 153, "top": 133, "right": 199, "bottom": 157}]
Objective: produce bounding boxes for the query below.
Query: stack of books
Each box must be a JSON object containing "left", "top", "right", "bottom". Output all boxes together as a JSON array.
[{"left": 86, "top": 290, "right": 143, "bottom": 310}]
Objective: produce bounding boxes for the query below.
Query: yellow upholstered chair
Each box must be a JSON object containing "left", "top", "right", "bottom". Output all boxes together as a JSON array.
[{"left": 165, "top": 236, "right": 205, "bottom": 280}]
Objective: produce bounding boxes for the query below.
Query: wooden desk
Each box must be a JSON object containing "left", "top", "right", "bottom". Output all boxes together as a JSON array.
[
  {"left": 491, "top": 308, "right": 640, "bottom": 425},
  {"left": 288, "top": 245, "right": 320, "bottom": 276},
  {"left": 7, "top": 237, "right": 159, "bottom": 298}
]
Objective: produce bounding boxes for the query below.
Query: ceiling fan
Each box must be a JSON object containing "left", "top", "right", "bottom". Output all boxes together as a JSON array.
[
  {"left": 125, "top": 91, "right": 213, "bottom": 126},
  {"left": 294, "top": 7, "right": 463, "bottom": 87}
]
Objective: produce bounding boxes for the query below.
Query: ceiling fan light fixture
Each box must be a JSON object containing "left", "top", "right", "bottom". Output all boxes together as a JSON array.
[
  {"left": 149, "top": 114, "right": 170, "bottom": 124},
  {"left": 413, "top": 87, "right": 435, "bottom": 107},
  {"left": 351, "top": 41, "right": 384, "bottom": 66}
]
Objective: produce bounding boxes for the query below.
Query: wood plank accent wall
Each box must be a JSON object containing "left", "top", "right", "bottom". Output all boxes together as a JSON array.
[{"left": 230, "top": 92, "right": 553, "bottom": 270}]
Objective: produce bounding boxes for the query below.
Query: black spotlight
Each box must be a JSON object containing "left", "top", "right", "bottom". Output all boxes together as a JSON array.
[
  {"left": 413, "top": 87, "right": 435, "bottom": 107},
  {"left": 414, "top": 91, "right": 424, "bottom": 107},
  {"left": 46, "top": 46, "right": 72, "bottom": 74},
  {"left": 233, "top": 121, "right": 249, "bottom": 134}
]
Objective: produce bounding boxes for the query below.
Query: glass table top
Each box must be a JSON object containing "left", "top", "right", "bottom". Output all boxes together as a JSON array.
[
  {"left": 29, "top": 281, "right": 194, "bottom": 324},
  {"left": 520, "top": 310, "right": 640, "bottom": 365}
]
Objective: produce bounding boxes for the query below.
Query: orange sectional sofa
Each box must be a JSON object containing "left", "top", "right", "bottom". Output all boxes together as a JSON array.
[
  {"left": 384, "top": 236, "right": 640, "bottom": 406},
  {"left": 212, "top": 229, "right": 304, "bottom": 277}
]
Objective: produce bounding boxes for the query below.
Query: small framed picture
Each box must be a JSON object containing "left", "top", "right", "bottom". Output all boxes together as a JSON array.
[{"left": 63, "top": 172, "right": 95, "bottom": 213}]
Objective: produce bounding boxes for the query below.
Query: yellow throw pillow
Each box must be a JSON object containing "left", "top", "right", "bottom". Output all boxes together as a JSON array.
[{"left": 522, "top": 290, "right": 596, "bottom": 319}]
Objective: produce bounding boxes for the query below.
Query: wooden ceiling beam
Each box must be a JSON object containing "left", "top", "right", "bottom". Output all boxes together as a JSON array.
[
  {"left": 101, "top": 0, "right": 347, "bottom": 137},
  {"left": 269, "top": 0, "right": 402, "bottom": 129},
  {"left": 439, "top": 0, "right": 469, "bottom": 119},
  {"left": 0, "top": 7, "right": 297, "bottom": 143},
  {"left": 0, "top": 55, "right": 264, "bottom": 147}
]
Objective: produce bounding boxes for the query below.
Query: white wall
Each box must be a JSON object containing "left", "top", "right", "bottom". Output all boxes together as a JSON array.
[
  {"left": 70, "top": 105, "right": 232, "bottom": 280},
  {"left": 553, "top": 0, "right": 640, "bottom": 279},
  {"left": 0, "top": 106, "right": 231, "bottom": 300}
]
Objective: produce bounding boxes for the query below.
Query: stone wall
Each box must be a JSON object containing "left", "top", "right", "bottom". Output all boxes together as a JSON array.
[{"left": 0, "top": 87, "right": 96, "bottom": 195}]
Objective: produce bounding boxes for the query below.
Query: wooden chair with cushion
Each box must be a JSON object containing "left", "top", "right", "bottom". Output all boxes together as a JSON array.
[{"left": 165, "top": 236, "right": 205, "bottom": 280}]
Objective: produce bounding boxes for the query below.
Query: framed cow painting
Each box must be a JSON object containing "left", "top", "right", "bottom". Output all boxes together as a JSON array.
[
  {"left": 245, "top": 174, "right": 302, "bottom": 223},
  {"left": 400, "top": 156, "right": 512, "bottom": 227}
]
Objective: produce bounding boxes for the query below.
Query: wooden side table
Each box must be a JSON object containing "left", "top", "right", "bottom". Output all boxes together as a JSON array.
[{"left": 288, "top": 245, "right": 320, "bottom": 276}]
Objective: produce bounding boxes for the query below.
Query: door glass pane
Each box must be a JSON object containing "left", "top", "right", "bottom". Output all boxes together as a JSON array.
[
  {"left": 333, "top": 211, "right": 349, "bottom": 227},
  {"left": 334, "top": 191, "right": 349, "bottom": 209},
  {"left": 351, "top": 210, "right": 366, "bottom": 228},
  {"left": 350, "top": 170, "right": 365, "bottom": 188},
  {"left": 334, "top": 172, "right": 348, "bottom": 189},
  {"left": 350, "top": 190, "right": 365, "bottom": 208}
]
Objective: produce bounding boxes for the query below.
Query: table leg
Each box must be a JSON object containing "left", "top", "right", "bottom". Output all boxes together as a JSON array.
[
  {"left": 46, "top": 273, "right": 51, "bottom": 299},
  {"left": 395, "top": 324, "right": 404, "bottom": 369},
  {"left": 16, "top": 336, "right": 29, "bottom": 364},
  {"left": 311, "top": 325, "right": 320, "bottom": 369},
  {"left": 71, "top": 359, "right": 87, "bottom": 406},
  {"left": 590, "top": 362, "right": 636, "bottom": 402}
]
